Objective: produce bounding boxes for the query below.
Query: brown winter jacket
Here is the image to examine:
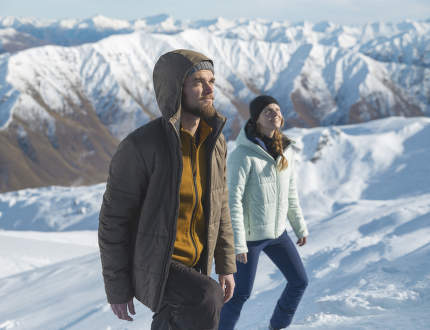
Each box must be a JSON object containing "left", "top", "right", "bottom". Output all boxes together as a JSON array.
[{"left": 98, "top": 49, "right": 237, "bottom": 312}]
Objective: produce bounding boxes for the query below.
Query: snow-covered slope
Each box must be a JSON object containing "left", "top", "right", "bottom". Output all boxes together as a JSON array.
[
  {"left": 0, "top": 184, "right": 103, "bottom": 231},
  {"left": 0, "top": 230, "right": 96, "bottom": 278},
  {"left": 0, "top": 116, "right": 429, "bottom": 329}
]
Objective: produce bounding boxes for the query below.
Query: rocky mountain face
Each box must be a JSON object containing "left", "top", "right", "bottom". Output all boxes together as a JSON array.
[{"left": 0, "top": 15, "right": 429, "bottom": 192}]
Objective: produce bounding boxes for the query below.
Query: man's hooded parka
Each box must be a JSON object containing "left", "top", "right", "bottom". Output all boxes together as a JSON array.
[{"left": 98, "top": 49, "right": 237, "bottom": 312}]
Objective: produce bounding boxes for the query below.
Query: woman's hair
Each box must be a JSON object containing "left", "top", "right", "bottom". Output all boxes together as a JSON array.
[
  {"left": 271, "top": 128, "right": 289, "bottom": 171},
  {"left": 246, "top": 120, "right": 289, "bottom": 171}
]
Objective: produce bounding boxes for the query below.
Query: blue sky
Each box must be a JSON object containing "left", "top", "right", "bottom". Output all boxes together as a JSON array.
[{"left": 1, "top": 0, "right": 429, "bottom": 25}]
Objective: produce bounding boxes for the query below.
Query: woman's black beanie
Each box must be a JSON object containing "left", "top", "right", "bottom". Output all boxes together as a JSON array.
[{"left": 249, "top": 95, "right": 279, "bottom": 122}]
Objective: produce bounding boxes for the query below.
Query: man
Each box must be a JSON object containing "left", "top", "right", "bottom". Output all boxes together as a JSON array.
[{"left": 98, "top": 49, "right": 236, "bottom": 330}]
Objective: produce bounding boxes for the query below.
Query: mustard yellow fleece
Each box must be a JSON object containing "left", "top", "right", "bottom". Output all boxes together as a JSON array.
[{"left": 172, "top": 120, "right": 212, "bottom": 266}]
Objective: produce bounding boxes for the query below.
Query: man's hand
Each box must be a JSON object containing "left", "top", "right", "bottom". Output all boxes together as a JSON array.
[
  {"left": 297, "top": 236, "right": 307, "bottom": 246},
  {"left": 219, "top": 274, "right": 235, "bottom": 303},
  {"left": 236, "top": 253, "right": 247, "bottom": 264},
  {"left": 111, "top": 298, "right": 135, "bottom": 321}
]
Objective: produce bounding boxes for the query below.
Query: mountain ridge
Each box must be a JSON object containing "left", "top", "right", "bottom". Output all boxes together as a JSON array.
[{"left": 0, "top": 16, "right": 429, "bottom": 192}]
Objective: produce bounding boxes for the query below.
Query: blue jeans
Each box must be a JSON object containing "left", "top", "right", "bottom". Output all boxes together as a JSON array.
[{"left": 219, "top": 231, "right": 308, "bottom": 329}]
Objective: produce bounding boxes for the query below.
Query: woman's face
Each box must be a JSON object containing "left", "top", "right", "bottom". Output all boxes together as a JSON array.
[{"left": 256, "top": 103, "right": 283, "bottom": 133}]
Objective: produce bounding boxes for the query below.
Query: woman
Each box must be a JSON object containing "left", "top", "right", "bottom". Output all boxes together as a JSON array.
[{"left": 219, "top": 95, "right": 309, "bottom": 330}]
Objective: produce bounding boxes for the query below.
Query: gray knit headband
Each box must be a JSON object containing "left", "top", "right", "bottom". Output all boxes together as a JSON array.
[{"left": 186, "top": 61, "right": 214, "bottom": 78}]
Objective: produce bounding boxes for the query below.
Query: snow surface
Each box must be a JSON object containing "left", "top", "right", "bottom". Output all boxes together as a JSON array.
[{"left": 0, "top": 116, "right": 429, "bottom": 329}]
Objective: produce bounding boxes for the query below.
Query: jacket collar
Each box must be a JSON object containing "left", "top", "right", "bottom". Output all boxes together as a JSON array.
[
  {"left": 236, "top": 127, "right": 276, "bottom": 162},
  {"left": 236, "top": 126, "right": 295, "bottom": 163}
]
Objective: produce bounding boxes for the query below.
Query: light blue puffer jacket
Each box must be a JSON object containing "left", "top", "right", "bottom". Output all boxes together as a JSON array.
[{"left": 227, "top": 127, "right": 309, "bottom": 254}]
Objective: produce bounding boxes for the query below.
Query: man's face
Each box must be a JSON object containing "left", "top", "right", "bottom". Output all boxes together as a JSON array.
[{"left": 182, "top": 69, "right": 215, "bottom": 119}]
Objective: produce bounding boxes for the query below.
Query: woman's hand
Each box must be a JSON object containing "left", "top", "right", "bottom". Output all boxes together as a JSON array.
[
  {"left": 296, "top": 237, "right": 307, "bottom": 246},
  {"left": 236, "top": 253, "right": 248, "bottom": 264}
]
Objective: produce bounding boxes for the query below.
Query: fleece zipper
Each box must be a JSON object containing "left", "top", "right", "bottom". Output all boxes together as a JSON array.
[{"left": 189, "top": 139, "right": 199, "bottom": 266}]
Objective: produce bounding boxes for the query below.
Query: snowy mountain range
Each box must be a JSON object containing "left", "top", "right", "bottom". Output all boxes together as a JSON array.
[
  {"left": 0, "top": 15, "right": 429, "bottom": 192},
  {"left": 1, "top": 116, "right": 429, "bottom": 329}
]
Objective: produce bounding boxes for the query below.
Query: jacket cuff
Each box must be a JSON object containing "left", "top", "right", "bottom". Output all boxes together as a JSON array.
[
  {"left": 234, "top": 246, "right": 248, "bottom": 255},
  {"left": 104, "top": 279, "right": 134, "bottom": 304},
  {"left": 215, "top": 253, "right": 237, "bottom": 275},
  {"left": 295, "top": 227, "right": 309, "bottom": 239}
]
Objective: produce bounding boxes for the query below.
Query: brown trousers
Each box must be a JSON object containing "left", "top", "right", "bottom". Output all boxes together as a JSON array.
[{"left": 151, "top": 261, "right": 225, "bottom": 330}]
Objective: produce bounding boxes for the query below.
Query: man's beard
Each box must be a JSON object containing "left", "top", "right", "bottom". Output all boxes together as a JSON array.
[{"left": 182, "top": 100, "right": 216, "bottom": 120}]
